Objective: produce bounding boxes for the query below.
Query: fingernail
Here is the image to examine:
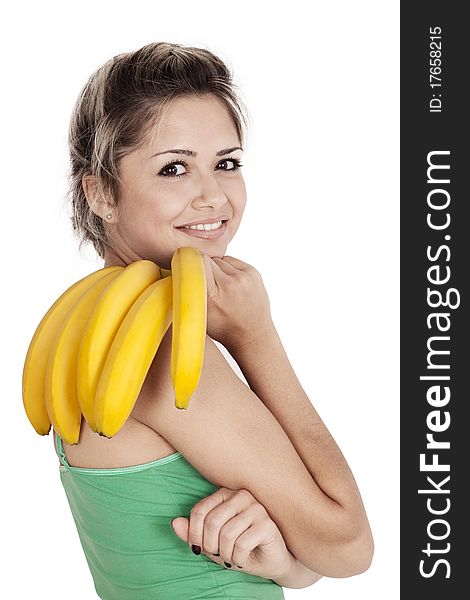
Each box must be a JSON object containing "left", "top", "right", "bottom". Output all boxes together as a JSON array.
[
  {"left": 224, "top": 561, "right": 232, "bottom": 568},
  {"left": 237, "top": 565, "right": 243, "bottom": 569},
  {"left": 211, "top": 553, "right": 220, "bottom": 556},
  {"left": 191, "top": 544, "right": 201, "bottom": 555}
]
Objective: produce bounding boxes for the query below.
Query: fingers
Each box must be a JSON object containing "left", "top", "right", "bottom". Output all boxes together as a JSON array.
[
  {"left": 230, "top": 520, "right": 267, "bottom": 568},
  {"left": 188, "top": 487, "right": 230, "bottom": 552},
  {"left": 218, "top": 255, "right": 251, "bottom": 271},
  {"left": 188, "top": 488, "right": 257, "bottom": 565},
  {"left": 200, "top": 253, "right": 217, "bottom": 295},
  {"left": 200, "top": 253, "right": 234, "bottom": 300},
  {"left": 179, "top": 487, "right": 283, "bottom": 575},
  {"left": 211, "top": 257, "right": 242, "bottom": 275},
  {"left": 218, "top": 512, "right": 255, "bottom": 568},
  {"left": 199, "top": 252, "right": 252, "bottom": 288},
  {"left": 201, "top": 252, "right": 252, "bottom": 284},
  {"left": 205, "top": 500, "right": 252, "bottom": 558}
]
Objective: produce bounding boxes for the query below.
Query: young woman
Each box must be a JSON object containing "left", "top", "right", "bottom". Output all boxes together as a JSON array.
[{"left": 53, "top": 41, "right": 374, "bottom": 599}]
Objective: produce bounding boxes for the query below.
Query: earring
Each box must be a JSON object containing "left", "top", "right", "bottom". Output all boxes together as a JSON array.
[{"left": 106, "top": 213, "right": 112, "bottom": 219}]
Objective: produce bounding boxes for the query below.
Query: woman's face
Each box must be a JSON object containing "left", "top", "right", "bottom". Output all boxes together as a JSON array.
[{"left": 102, "top": 95, "right": 246, "bottom": 270}]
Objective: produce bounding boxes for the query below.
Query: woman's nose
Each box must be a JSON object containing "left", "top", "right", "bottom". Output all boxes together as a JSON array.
[{"left": 191, "top": 172, "right": 226, "bottom": 208}]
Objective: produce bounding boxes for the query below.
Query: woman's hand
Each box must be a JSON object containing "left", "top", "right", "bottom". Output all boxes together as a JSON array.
[
  {"left": 171, "top": 487, "right": 294, "bottom": 581},
  {"left": 200, "top": 253, "right": 275, "bottom": 352}
]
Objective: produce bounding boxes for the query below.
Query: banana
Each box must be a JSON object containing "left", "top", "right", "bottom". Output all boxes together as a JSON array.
[
  {"left": 170, "top": 247, "right": 207, "bottom": 410},
  {"left": 160, "top": 267, "right": 172, "bottom": 278},
  {"left": 94, "top": 275, "right": 173, "bottom": 437},
  {"left": 22, "top": 265, "right": 123, "bottom": 436},
  {"left": 44, "top": 268, "right": 122, "bottom": 445},
  {"left": 77, "top": 260, "right": 161, "bottom": 431}
]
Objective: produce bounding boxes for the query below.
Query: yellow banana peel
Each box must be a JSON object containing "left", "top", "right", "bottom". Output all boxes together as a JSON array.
[
  {"left": 23, "top": 247, "right": 208, "bottom": 441},
  {"left": 170, "top": 247, "right": 207, "bottom": 410},
  {"left": 22, "top": 266, "right": 123, "bottom": 436}
]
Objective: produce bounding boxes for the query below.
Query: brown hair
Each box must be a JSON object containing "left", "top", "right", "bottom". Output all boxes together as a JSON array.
[{"left": 66, "top": 41, "right": 250, "bottom": 259}]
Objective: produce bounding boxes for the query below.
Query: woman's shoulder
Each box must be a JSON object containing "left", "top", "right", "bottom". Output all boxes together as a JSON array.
[
  {"left": 53, "top": 334, "right": 251, "bottom": 470},
  {"left": 131, "top": 328, "right": 316, "bottom": 492}
]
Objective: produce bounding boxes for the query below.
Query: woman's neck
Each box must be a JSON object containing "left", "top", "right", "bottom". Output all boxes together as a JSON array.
[{"left": 102, "top": 245, "right": 129, "bottom": 268}]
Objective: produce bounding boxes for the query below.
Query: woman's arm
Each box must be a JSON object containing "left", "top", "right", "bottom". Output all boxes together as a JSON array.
[
  {"left": 134, "top": 254, "right": 373, "bottom": 577},
  {"left": 171, "top": 486, "right": 323, "bottom": 589},
  {"left": 225, "top": 321, "right": 374, "bottom": 575},
  {"left": 272, "top": 553, "right": 323, "bottom": 589},
  {"left": 134, "top": 328, "right": 369, "bottom": 577}
]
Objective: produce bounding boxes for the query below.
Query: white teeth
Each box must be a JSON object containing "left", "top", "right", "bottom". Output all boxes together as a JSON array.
[{"left": 183, "top": 220, "right": 223, "bottom": 231}]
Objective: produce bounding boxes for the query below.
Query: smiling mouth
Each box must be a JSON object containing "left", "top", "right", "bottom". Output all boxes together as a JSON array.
[
  {"left": 177, "top": 219, "right": 227, "bottom": 230},
  {"left": 175, "top": 219, "right": 228, "bottom": 239}
]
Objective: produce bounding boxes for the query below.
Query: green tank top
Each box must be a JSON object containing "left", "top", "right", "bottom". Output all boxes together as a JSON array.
[{"left": 54, "top": 431, "right": 285, "bottom": 599}]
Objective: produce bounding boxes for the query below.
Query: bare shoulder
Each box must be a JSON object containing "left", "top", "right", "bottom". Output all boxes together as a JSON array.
[{"left": 131, "top": 326, "right": 319, "bottom": 556}]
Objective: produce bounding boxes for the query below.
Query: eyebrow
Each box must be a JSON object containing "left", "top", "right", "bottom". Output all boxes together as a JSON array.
[{"left": 149, "top": 146, "right": 243, "bottom": 159}]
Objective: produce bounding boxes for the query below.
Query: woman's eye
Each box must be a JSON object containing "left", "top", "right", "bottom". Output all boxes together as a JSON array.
[
  {"left": 217, "top": 158, "right": 243, "bottom": 172},
  {"left": 158, "top": 157, "right": 242, "bottom": 179},
  {"left": 159, "top": 162, "right": 187, "bottom": 178},
  {"left": 219, "top": 158, "right": 237, "bottom": 170},
  {"left": 219, "top": 158, "right": 234, "bottom": 171}
]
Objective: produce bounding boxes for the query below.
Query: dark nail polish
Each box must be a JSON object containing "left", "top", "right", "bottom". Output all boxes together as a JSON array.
[
  {"left": 191, "top": 544, "right": 201, "bottom": 555},
  {"left": 237, "top": 565, "right": 243, "bottom": 569},
  {"left": 224, "top": 561, "right": 232, "bottom": 568},
  {"left": 211, "top": 553, "right": 220, "bottom": 556}
]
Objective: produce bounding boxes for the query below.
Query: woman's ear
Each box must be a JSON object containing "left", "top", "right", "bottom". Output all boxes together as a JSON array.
[{"left": 82, "top": 174, "right": 117, "bottom": 223}]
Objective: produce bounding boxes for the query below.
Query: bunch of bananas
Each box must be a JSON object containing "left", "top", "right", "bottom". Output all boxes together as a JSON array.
[{"left": 22, "top": 246, "right": 207, "bottom": 445}]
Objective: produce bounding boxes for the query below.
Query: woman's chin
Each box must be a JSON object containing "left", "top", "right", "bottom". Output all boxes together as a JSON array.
[
  {"left": 156, "top": 239, "right": 229, "bottom": 269},
  {"left": 175, "top": 241, "right": 228, "bottom": 256}
]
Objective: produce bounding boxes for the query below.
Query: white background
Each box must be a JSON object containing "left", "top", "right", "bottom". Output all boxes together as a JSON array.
[{"left": 1, "top": 1, "right": 399, "bottom": 598}]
